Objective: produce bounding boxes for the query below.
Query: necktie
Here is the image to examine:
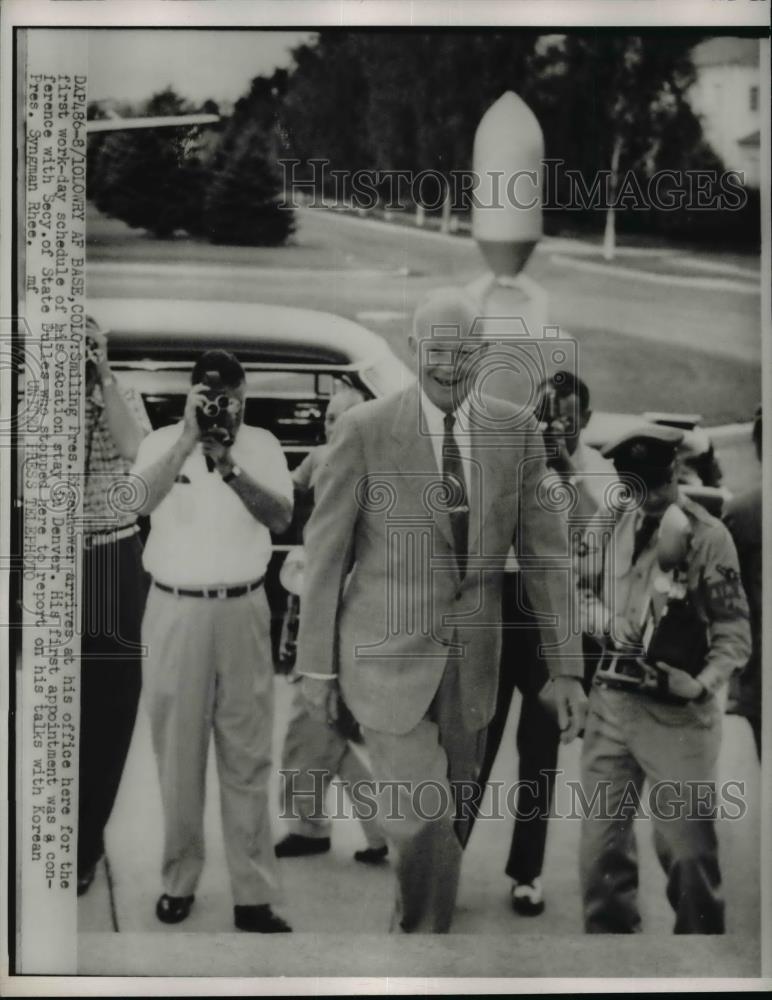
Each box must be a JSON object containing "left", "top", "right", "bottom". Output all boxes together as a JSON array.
[
  {"left": 632, "top": 513, "right": 659, "bottom": 565},
  {"left": 442, "top": 412, "right": 469, "bottom": 580}
]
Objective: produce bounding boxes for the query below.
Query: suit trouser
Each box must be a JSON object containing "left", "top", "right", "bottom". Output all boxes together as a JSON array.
[
  {"left": 280, "top": 683, "right": 386, "bottom": 848},
  {"left": 78, "top": 532, "right": 147, "bottom": 876},
  {"left": 142, "top": 584, "right": 280, "bottom": 905},
  {"left": 580, "top": 684, "right": 725, "bottom": 934},
  {"left": 465, "top": 573, "right": 559, "bottom": 884},
  {"left": 360, "top": 655, "right": 487, "bottom": 933}
]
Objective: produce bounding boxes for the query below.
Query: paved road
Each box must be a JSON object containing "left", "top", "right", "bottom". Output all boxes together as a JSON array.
[{"left": 86, "top": 205, "right": 762, "bottom": 423}]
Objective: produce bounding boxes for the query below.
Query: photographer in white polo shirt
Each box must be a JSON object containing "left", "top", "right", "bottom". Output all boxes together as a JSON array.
[{"left": 132, "top": 349, "right": 293, "bottom": 933}]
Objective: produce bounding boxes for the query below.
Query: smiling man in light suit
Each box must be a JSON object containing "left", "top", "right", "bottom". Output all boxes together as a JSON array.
[{"left": 296, "top": 288, "right": 586, "bottom": 932}]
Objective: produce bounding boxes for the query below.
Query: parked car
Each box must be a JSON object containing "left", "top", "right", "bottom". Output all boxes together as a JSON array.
[
  {"left": 92, "top": 297, "right": 729, "bottom": 664},
  {"left": 91, "top": 297, "right": 412, "bottom": 663}
]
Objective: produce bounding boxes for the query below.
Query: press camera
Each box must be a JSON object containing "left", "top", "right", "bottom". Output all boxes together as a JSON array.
[
  {"left": 196, "top": 369, "right": 237, "bottom": 447},
  {"left": 595, "top": 504, "right": 709, "bottom": 701}
]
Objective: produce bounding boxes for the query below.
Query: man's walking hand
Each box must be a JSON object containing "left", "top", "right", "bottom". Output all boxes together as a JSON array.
[
  {"left": 300, "top": 675, "right": 340, "bottom": 725},
  {"left": 553, "top": 677, "right": 588, "bottom": 743}
]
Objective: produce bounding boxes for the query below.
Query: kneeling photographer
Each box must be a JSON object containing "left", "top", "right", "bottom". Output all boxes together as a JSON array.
[
  {"left": 576, "top": 425, "right": 751, "bottom": 934},
  {"left": 131, "top": 349, "right": 294, "bottom": 933}
]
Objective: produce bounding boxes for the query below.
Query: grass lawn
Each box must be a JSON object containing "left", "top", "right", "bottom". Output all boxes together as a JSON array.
[
  {"left": 87, "top": 201, "right": 345, "bottom": 271},
  {"left": 567, "top": 322, "right": 760, "bottom": 424},
  {"left": 87, "top": 202, "right": 762, "bottom": 425}
]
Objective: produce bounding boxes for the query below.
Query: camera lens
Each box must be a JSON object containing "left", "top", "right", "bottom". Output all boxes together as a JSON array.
[{"left": 202, "top": 400, "right": 220, "bottom": 417}]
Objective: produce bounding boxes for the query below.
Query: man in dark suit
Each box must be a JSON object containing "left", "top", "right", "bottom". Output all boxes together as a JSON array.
[
  {"left": 466, "top": 371, "right": 617, "bottom": 917},
  {"left": 296, "top": 288, "right": 586, "bottom": 932}
]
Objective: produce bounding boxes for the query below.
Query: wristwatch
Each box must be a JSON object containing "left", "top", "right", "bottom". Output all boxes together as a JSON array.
[{"left": 222, "top": 464, "right": 241, "bottom": 484}]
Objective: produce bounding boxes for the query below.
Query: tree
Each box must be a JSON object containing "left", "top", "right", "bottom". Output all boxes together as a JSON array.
[
  {"left": 203, "top": 123, "right": 296, "bottom": 246},
  {"left": 89, "top": 88, "right": 207, "bottom": 238},
  {"left": 279, "top": 30, "right": 538, "bottom": 222},
  {"left": 529, "top": 34, "right": 704, "bottom": 257},
  {"left": 219, "top": 30, "right": 729, "bottom": 246},
  {"left": 281, "top": 33, "right": 372, "bottom": 198}
]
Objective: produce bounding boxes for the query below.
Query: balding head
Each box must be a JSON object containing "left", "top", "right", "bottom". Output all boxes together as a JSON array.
[
  {"left": 410, "top": 288, "right": 487, "bottom": 414},
  {"left": 412, "top": 288, "right": 481, "bottom": 342},
  {"left": 324, "top": 386, "right": 365, "bottom": 442}
]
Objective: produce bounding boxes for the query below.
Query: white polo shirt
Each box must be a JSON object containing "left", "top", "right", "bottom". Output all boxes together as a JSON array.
[{"left": 132, "top": 422, "right": 293, "bottom": 588}]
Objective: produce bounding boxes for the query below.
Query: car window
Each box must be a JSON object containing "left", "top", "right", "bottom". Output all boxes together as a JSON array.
[
  {"left": 115, "top": 368, "right": 319, "bottom": 397},
  {"left": 116, "top": 368, "right": 368, "bottom": 450}
]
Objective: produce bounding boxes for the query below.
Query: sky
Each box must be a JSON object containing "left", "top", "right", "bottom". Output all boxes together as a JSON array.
[{"left": 87, "top": 29, "right": 315, "bottom": 108}]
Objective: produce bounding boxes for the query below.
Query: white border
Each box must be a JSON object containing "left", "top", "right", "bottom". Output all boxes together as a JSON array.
[{"left": 1, "top": 0, "right": 771, "bottom": 29}]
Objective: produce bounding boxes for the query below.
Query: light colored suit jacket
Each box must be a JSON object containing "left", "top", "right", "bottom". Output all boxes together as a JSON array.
[{"left": 296, "top": 383, "right": 582, "bottom": 735}]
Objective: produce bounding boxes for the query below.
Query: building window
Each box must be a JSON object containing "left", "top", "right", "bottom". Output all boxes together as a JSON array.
[{"left": 750, "top": 86, "right": 759, "bottom": 111}]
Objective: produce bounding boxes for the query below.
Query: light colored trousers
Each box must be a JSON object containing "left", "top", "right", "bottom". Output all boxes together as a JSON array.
[
  {"left": 281, "top": 683, "right": 386, "bottom": 848},
  {"left": 361, "top": 655, "right": 486, "bottom": 933},
  {"left": 580, "top": 684, "right": 725, "bottom": 934},
  {"left": 142, "top": 584, "right": 280, "bottom": 905}
]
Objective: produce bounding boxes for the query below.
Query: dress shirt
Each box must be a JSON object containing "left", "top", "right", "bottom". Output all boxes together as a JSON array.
[{"left": 418, "top": 389, "right": 473, "bottom": 487}]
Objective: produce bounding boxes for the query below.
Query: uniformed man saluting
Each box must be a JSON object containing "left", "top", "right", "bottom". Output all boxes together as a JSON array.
[{"left": 576, "top": 425, "right": 751, "bottom": 934}]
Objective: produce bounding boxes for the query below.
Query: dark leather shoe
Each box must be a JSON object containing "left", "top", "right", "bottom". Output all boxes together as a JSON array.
[
  {"left": 156, "top": 893, "right": 195, "bottom": 924},
  {"left": 354, "top": 845, "right": 388, "bottom": 865},
  {"left": 275, "top": 834, "right": 330, "bottom": 858},
  {"left": 510, "top": 879, "right": 545, "bottom": 916},
  {"left": 234, "top": 904, "right": 292, "bottom": 933}
]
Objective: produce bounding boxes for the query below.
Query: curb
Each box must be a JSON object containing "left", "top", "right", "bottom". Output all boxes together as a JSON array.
[{"left": 298, "top": 204, "right": 760, "bottom": 283}]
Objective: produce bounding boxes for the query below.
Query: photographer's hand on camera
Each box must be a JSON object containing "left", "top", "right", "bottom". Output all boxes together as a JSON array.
[
  {"left": 181, "top": 383, "right": 208, "bottom": 452},
  {"left": 610, "top": 614, "right": 642, "bottom": 649},
  {"left": 85, "top": 316, "right": 147, "bottom": 463},
  {"left": 543, "top": 416, "right": 574, "bottom": 478},
  {"left": 200, "top": 430, "right": 233, "bottom": 475},
  {"left": 655, "top": 662, "right": 707, "bottom": 701}
]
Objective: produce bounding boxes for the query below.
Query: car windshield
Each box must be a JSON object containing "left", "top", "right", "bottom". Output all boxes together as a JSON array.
[{"left": 117, "top": 367, "right": 365, "bottom": 448}]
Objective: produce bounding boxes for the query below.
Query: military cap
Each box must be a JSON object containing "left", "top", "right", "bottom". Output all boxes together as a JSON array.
[{"left": 601, "top": 423, "right": 684, "bottom": 480}]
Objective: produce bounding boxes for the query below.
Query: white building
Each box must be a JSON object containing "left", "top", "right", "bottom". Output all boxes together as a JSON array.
[{"left": 689, "top": 37, "right": 761, "bottom": 188}]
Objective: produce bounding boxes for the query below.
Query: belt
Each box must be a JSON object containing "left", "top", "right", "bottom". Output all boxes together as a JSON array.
[
  {"left": 84, "top": 524, "right": 140, "bottom": 549},
  {"left": 596, "top": 655, "right": 693, "bottom": 706},
  {"left": 153, "top": 576, "right": 265, "bottom": 600}
]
